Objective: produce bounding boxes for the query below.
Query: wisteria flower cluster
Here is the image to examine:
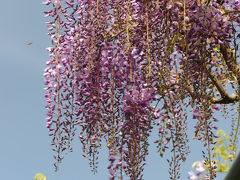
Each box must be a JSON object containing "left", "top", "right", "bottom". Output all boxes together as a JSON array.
[
  {"left": 43, "top": 0, "right": 240, "bottom": 179},
  {"left": 188, "top": 161, "right": 206, "bottom": 180}
]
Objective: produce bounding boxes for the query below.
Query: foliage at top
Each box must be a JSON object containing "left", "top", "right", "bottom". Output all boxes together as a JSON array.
[{"left": 43, "top": 0, "right": 240, "bottom": 179}]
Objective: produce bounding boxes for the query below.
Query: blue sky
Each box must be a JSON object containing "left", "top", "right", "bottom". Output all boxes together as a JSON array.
[{"left": 0, "top": 1, "right": 234, "bottom": 180}]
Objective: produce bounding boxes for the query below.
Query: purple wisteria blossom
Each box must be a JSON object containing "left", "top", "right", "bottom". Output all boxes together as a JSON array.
[{"left": 43, "top": 0, "right": 240, "bottom": 179}]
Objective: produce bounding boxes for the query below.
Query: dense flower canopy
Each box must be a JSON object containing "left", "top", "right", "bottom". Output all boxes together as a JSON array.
[{"left": 43, "top": 0, "right": 240, "bottom": 179}]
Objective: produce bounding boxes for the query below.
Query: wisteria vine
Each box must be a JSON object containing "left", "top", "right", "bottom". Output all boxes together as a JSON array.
[{"left": 43, "top": 0, "right": 240, "bottom": 179}]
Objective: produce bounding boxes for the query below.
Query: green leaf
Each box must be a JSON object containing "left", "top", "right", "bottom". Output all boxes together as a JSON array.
[
  {"left": 220, "top": 146, "right": 226, "bottom": 152},
  {"left": 34, "top": 173, "right": 48, "bottom": 180},
  {"left": 218, "top": 139, "right": 224, "bottom": 145}
]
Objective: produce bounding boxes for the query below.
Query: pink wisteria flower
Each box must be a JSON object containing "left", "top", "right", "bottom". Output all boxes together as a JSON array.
[
  {"left": 42, "top": 0, "right": 51, "bottom": 5},
  {"left": 188, "top": 161, "right": 206, "bottom": 180},
  {"left": 43, "top": 0, "right": 240, "bottom": 179},
  {"left": 188, "top": 171, "right": 198, "bottom": 180}
]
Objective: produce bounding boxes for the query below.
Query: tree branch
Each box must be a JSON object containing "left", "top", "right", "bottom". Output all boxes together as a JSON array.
[
  {"left": 220, "top": 42, "right": 240, "bottom": 85},
  {"left": 207, "top": 68, "right": 239, "bottom": 104}
]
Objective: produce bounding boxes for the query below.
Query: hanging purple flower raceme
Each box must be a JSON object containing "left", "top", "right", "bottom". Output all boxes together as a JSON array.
[
  {"left": 43, "top": 0, "right": 87, "bottom": 168},
  {"left": 44, "top": 0, "right": 240, "bottom": 179}
]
